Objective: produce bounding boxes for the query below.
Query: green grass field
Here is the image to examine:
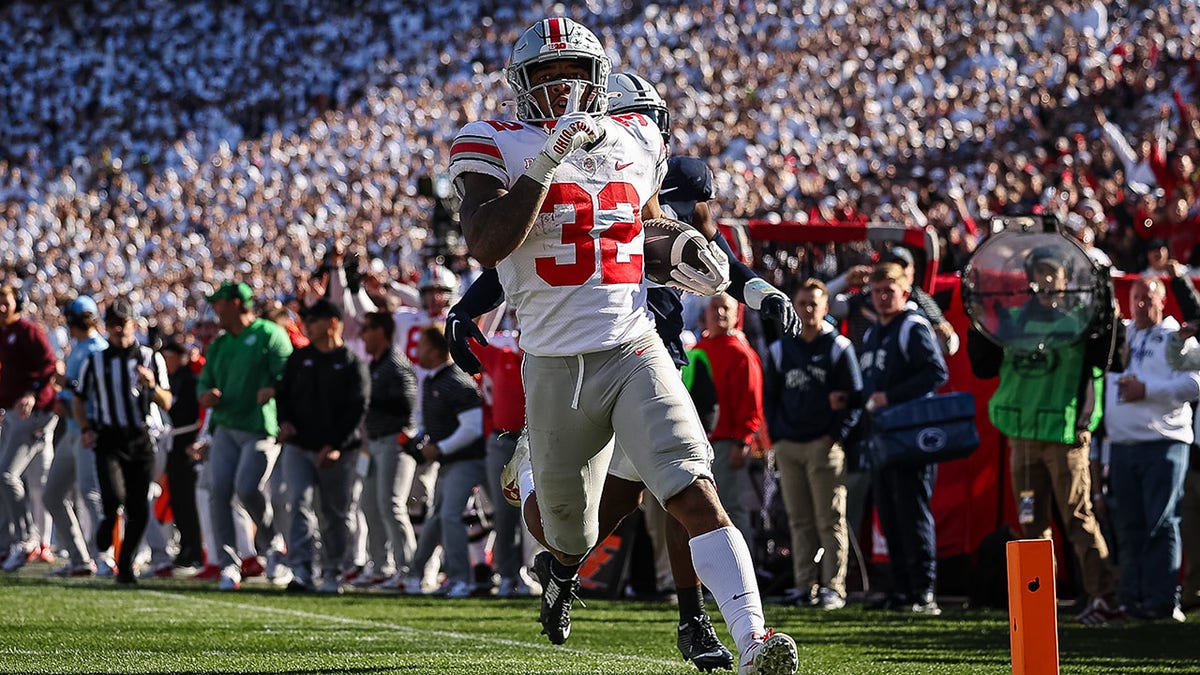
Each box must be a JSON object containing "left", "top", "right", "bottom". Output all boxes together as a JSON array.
[{"left": 1, "top": 570, "right": 1197, "bottom": 674}]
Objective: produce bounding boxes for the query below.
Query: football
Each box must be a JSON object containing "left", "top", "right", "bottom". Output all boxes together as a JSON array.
[{"left": 642, "top": 217, "right": 710, "bottom": 285}]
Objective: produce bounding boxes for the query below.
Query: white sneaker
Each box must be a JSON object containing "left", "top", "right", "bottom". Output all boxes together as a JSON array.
[
  {"left": 2, "top": 543, "right": 31, "bottom": 572},
  {"left": 138, "top": 561, "right": 175, "bottom": 579},
  {"left": 270, "top": 563, "right": 293, "bottom": 587},
  {"left": 738, "top": 630, "right": 798, "bottom": 675},
  {"left": 499, "top": 432, "right": 530, "bottom": 507},
  {"left": 348, "top": 562, "right": 384, "bottom": 587},
  {"left": 816, "top": 587, "right": 846, "bottom": 611},
  {"left": 264, "top": 549, "right": 287, "bottom": 582},
  {"left": 218, "top": 565, "right": 242, "bottom": 591}
]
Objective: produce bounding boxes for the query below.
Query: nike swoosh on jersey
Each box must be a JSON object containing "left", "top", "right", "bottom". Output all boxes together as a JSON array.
[{"left": 615, "top": 161, "right": 634, "bottom": 170}]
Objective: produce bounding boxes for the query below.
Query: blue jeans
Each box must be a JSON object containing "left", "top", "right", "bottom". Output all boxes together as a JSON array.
[
  {"left": 872, "top": 462, "right": 937, "bottom": 599},
  {"left": 1109, "top": 440, "right": 1189, "bottom": 614}
]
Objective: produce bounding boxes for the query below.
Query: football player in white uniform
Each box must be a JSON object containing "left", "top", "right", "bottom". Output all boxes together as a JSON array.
[
  {"left": 447, "top": 71, "right": 800, "bottom": 672},
  {"left": 449, "top": 18, "right": 798, "bottom": 675}
]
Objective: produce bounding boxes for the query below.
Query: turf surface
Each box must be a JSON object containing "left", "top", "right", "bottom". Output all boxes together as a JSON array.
[{"left": 1, "top": 572, "right": 1196, "bottom": 674}]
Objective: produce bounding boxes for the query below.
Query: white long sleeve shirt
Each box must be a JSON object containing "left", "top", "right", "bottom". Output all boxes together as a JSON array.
[{"left": 1105, "top": 316, "right": 1200, "bottom": 444}]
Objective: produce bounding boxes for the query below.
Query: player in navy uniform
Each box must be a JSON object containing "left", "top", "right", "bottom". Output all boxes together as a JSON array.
[{"left": 446, "top": 71, "right": 799, "bottom": 672}]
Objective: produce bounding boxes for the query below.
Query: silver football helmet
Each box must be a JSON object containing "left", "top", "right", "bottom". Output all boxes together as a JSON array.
[
  {"left": 607, "top": 72, "right": 670, "bottom": 142},
  {"left": 506, "top": 18, "right": 611, "bottom": 124}
]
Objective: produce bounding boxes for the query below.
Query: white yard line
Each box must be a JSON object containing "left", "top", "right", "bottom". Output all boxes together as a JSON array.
[{"left": 146, "top": 591, "right": 686, "bottom": 669}]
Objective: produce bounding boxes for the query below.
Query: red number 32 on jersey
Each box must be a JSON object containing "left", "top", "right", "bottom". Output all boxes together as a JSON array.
[{"left": 535, "top": 182, "right": 643, "bottom": 287}]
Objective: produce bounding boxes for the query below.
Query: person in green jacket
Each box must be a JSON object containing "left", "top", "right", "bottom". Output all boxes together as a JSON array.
[
  {"left": 197, "top": 282, "right": 293, "bottom": 590},
  {"left": 968, "top": 247, "right": 1122, "bottom": 625}
]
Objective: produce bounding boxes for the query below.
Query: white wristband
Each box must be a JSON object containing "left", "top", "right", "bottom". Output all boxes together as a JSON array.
[
  {"left": 524, "top": 152, "right": 559, "bottom": 187},
  {"left": 743, "top": 278, "right": 783, "bottom": 310}
]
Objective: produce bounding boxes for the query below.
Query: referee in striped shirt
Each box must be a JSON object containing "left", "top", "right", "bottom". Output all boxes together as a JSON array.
[{"left": 72, "top": 299, "right": 172, "bottom": 585}]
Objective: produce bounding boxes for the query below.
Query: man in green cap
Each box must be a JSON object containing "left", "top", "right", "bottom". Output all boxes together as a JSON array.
[{"left": 197, "top": 282, "right": 293, "bottom": 590}]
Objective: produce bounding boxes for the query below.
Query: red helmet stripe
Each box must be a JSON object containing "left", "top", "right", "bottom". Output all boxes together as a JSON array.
[{"left": 548, "top": 17, "right": 563, "bottom": 42}]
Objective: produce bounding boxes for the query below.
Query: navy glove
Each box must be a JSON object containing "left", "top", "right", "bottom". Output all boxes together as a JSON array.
[
  {"left": 446, "top": 311, "right": 488, "bottom": 375},
  {"left": 760, "top": 293, "right": 800, "bottom": 338}
]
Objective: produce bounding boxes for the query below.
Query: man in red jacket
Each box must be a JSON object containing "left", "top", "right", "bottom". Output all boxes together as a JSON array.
[
  {"left": 0, "top": 285, "right": 59, "bottom": 571},
  {"left": 696, "top": 293, "right": 764, "bottom": 548}
]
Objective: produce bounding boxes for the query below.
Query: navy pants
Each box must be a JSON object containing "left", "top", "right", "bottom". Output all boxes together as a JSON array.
[
  {"left": 872, "top": 461, "right": 937, "bottom": 599},
  {"left": 1110, "top": 440, "right": 1189, "bottom": 615}
]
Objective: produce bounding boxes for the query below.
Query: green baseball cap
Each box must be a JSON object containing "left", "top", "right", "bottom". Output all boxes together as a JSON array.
[{"left": 205, "top": 282, "right": 255, "bottom": 307}]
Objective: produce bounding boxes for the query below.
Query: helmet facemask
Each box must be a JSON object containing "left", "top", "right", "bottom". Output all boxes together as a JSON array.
[{"left": 506, "top": 18, "right": 611, "bottom": 125}]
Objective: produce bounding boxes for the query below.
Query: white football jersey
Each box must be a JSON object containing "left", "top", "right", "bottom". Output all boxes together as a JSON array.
[
  {"left": 393, "top": 307, "right": 442, "bottom": 363},
  {"left": 449, "top": 114, "right": 667, "bottom": 357},
  {"left": 392, "top": 307, "right": 446, "bottom": 431}
]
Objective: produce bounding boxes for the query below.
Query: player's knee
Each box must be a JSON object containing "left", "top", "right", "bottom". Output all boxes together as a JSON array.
[{"left": 664, "top": 479, "right": 730, "bottom": 536}]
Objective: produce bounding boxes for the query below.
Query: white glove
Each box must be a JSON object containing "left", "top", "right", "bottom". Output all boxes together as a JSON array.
[
  {"left": 670, "top": 240, "right": 731, "bottom": 296},
  {"left": 525, "top": 112, "right": 602, "bottom": 185}
]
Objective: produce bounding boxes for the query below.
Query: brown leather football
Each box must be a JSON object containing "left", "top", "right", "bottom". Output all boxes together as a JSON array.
[{"left": 643, "top": 217, "right": 709, "bottom": 285}]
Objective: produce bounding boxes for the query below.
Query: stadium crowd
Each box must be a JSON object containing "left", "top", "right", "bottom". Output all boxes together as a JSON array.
[
  {"left": 2, "top": 0, "right": 1200, "bottom": 635},
  {"left": 3, "top": 0, "right": 1200, "bottom": 331}
]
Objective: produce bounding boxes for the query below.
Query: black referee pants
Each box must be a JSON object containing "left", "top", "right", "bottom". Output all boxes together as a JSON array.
[{"left": 93, "top": 427, "right": 156, "bottom": 580}]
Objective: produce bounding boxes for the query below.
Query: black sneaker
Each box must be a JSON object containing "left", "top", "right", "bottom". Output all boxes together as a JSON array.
[
  {"left": 677, "top": 614, "right": 734, "bottom": 672},
  {"left": 533, "top": 551, "right": 580, "bottom": 645}
]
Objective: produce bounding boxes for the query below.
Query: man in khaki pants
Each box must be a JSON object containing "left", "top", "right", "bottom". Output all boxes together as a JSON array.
[
  {"left": 968, "top": 248, "right": 1120, "bottom": 624},
  {"left": 764, "top": 279, "right": 863, "bottom": 609}
]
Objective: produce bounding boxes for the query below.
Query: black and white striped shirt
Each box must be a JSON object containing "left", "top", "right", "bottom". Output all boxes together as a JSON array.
[{"left": 75, "top": 344, "right": 170, "bottom": 430}]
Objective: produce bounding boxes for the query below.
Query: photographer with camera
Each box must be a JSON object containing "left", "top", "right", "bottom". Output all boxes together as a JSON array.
[{"left": 967, "top": 245, "right": 1122, "bottom": 625}]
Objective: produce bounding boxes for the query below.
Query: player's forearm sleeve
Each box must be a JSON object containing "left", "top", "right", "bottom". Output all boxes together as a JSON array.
[{"left": 452, "top": 268, "right": 506, "bottom": 319}]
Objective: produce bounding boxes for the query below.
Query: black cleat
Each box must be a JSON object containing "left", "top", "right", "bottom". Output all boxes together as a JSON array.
[
  {"left": 677, "top": 613, "right": 734, "bottom": 671},
  {"left": 533, "top": 551, "right": 580, "bottom": 645}
]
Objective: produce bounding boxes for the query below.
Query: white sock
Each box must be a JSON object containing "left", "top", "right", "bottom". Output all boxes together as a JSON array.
[
  {"left": 518, "top": 463, "right": 536, "bottom": 509},
  {"left": 689, "top": 526, "right": 766, "bottom": 656}
]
